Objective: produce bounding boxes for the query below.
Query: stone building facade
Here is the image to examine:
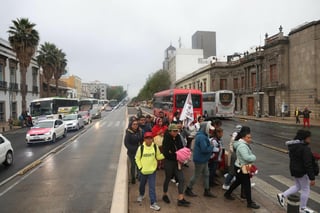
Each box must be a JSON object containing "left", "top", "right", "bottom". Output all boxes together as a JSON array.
[{"left": 175, "top": 20, "right": 320, "bottom": 119}]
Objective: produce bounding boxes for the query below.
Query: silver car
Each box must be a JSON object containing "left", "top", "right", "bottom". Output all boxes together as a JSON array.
[{"left": 63, "top": 114, "right": 85, "bottom": 131}]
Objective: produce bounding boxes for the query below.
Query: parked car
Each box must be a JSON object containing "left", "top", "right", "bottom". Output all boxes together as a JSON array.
[
  {"left": 63, "top": 114, "right": 85, "bottom": 131},
  {"left": 90, "top": 108, "right": 101, "bottom": 119},
  {"left": 0, "top": 134, "right": 14, "bottom": 166},
  {"left": 79, "top": 111, "right": 92, "bottom": 125},
  {"left": 25, "top": 119, "right": 67, "bottom": 145}
]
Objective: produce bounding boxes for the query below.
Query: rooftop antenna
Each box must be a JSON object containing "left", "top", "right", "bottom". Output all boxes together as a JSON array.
[{"left": 178, "top": 37, "right": 182, "bottom": 48}]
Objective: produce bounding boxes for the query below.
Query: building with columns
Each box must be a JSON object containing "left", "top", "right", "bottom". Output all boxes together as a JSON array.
[{"left": 175, "top": 20, "right": 320, "bottom": 119}]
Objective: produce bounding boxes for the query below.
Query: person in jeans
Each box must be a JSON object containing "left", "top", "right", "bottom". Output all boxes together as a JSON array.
[
  {"left": 185, "top": 121, "right": 216, "bottom": 198},
  {"left": 224, "top": 126, "right": 260, "bottom": 209},
  {"left": 124, "top": 119, "right": 143, "bottom": 184},
  {"left": 277, "top": 130, "right": 318, "bottom": 213},
  {"left": 162, "top": 124, "right": 190, "bottom": 207},
  {"left": 135, "top": 132, "right": 164, "bottom": 211}
]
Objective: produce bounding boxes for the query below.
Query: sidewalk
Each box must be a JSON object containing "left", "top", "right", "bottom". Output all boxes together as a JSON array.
[
  {"left": 235, "top": 115, "right": 320, "bottom": 127},
  {"left": 128, "top": 163, "right": 283, "bottom": 213}
]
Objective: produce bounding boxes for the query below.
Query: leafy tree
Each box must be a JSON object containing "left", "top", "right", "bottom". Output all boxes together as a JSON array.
[
  {"left": 53, "top": 48, "right": 67, "bottom": 96},
  {"left": 8, "top": 18, "right": 39, "bottom": 112},
  {"left": 136, "top": 69, "right": 171, "bottom": 101},
  {"left": 107, "top": 86, "right": 126, "bottom": 101},
  {"left": 37, "top": 42, "right": 57, "bottom": 97}
]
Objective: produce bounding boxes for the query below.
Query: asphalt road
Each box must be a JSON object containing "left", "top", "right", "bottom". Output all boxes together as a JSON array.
[{"left": 0, "top": 107, "right": 125, "bottom": 212}]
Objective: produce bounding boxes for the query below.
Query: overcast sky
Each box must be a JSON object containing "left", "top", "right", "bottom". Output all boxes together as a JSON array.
[{"left": 1, "top": 0, "right": 319, "bottom": 97}]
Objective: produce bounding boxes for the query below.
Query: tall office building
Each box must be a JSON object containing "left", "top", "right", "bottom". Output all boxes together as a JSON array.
[{"left": 192, "top": 31, "right": 216, "bottom": 59}]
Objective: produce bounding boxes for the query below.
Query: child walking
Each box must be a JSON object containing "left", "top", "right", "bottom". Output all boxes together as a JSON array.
[{"left": 135, "top": 132, "right": 165, "bottom": 211}]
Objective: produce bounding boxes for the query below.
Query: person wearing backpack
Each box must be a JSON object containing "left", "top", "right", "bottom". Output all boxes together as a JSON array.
[{"left": 135, "top": 132, "right": 164, "bottom": 211}]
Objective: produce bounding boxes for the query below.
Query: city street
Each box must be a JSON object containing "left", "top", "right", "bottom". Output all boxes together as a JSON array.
[{"left": 0, "top": 108, "right": 125, "bottom": 212}]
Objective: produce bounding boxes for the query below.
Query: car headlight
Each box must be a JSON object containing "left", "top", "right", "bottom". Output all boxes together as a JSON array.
[{"left": 44, "top": 131, "right": 52, "bottom": 136}]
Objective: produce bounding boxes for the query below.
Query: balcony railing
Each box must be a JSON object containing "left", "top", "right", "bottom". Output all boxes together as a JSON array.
[
  {"left": 9, "top": 82, "right": 19, "bottom": 91},
  {"left": 0, "top": 81, "right": 8, "bottom": 90}
]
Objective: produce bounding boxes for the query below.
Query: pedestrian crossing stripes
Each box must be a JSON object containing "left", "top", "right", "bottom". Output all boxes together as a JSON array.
[
  {"left": 270, "top": 175, "right": 320, "bottom": 204},
  {"left": 253, "top": 175, "right": 319, "bottom": 212}
]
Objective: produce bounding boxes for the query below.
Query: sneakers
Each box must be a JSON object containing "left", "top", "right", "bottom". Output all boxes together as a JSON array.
[
  {"left": 247, "top": 202, "right": 260, "bottom": 209},
  {"left": 251, "top": 182, "right": 256, "bottom": 187},
  {"left": 150, "top": 203, "right": 161, "bottom": 211},
  {"left": 185, "top": 187, "right": 197, "bottom": 197},
  {"left": 137, "top": 195, "right": 144, "bottom": 202},
  {"left": 170, "top": 178, "right": 176, "bottom": 183},
  {"left": 300, "top": 207, "right": 315, "bottom": 213},
  {"left": 222, "top": 184, "right": 230, "bottom": 190},
  {"left": 162, "top": 195, "right": 170, "bottom": 204},
  {"left": 177, "top": 198, "right": 190, "bottom": 206},
  {"left": 277, "top": 193, "right": 285, "bottom": 207}
]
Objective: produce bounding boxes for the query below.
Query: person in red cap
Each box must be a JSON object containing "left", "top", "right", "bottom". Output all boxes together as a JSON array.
[{"left": 135, "top": 132, "right": 164, "bottom": 211}]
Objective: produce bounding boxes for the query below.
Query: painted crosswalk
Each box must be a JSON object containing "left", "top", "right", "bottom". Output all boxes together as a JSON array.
[{"left": 253, "top": 175, "right": 319, "bottom": 212}]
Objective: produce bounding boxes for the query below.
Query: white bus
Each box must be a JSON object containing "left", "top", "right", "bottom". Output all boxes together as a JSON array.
[
  {"left": 79, "top": 98, "right": 101, "bottom": 119},
  {"left": 202, "top": 90, "right": 235, "bottom": 118},
  {"left": 30, "top": 97, "right": 79, "bottom": 123}
]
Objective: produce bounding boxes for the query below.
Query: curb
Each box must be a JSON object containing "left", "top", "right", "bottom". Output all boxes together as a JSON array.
[{"left": 110, "top": 109, "right": 129, "bottom": 213}]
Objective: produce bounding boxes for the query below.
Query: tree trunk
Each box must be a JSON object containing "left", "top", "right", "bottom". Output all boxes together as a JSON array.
[
  {"left": 55, "top": 79, "right": 59, "bottom": 96},
  {"left": 47, "top": 80, "right": 50, "bottom": 97},
  {"left": 20, "top": 66, "right": 27, "bottom": 112}
]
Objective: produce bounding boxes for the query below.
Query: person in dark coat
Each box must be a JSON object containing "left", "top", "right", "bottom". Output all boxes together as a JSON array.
[
  {"left": 124, "top": 119, "right": 143, "bottom": 184},
  {"left": 161, "top": 124, "right": 190, "bottom": 207},
  {"left": 277, "top": 130, "right": 318, "bottom": 212}
]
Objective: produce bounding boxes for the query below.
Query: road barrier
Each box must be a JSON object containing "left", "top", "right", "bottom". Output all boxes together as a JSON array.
[{"left": 287, "top": 194, "right": 300, "bottom": 213}]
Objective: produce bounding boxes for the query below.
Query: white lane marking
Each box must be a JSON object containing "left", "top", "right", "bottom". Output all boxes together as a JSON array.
[
  {"left": 270, "top": 175, "right": 320, "bottom": 204},
  {"left": 252, "top": 176, "right": 282, "bottom": 200},
  {"left": 115, "top": 121, "right": 120, "bottom": 127}
]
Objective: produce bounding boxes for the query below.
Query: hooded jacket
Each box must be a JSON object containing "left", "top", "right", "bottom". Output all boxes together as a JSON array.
[
  {"left": 162, "top": 130, "right": 184, "bottom": 161},
  {"left": 124, "top": 121, "right": 143, "bottom": 156},
  {"left": 233, "top": 139, "right": 256, "bottom": 167},
  {"left": 192, "top": 122, "right": 213, "bottom": 163},
  {"left": 286, "top": 140, "right": 315, "bottom": 180}
]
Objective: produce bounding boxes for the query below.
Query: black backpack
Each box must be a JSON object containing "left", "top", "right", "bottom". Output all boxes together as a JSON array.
[{"left": 140, "top": 144, "right": 157, "bottom": 159}]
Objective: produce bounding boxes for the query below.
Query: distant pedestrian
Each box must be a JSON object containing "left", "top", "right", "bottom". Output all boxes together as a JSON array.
[
  {"left": 302, "top": 107, "right": 311, "bottom": 128},
  {"left": 138, "top": 115, "right": 152, "bottom": 136},
  {"left": 124, "top": 119, "right": 143, "bottom": 184},
  {"left": 172, "top": 110, "right": 180, "bottom": 123},
  {"left": 208, "top": 127, "right": 224, "bottom": 187},
  {"left": 277, "top": 130, "right": 318, "bottom": 212},
  {"left": 135, "top": 132, "right": 165, "bottom": 211},
  {"left": 185, "top": 121, "right": 216, "bottom": 198},
  {"left": 294, "top": 107, "right": 301, "bottom": 124},
  {"left": 162, "top": 124, "right": 190, "bottom": 207},
  {"left": 224, "top": 126, "right": 260, "bottom": 209},
  {"left": 222, "top": 125, "right": 242, "bottom": 190}
]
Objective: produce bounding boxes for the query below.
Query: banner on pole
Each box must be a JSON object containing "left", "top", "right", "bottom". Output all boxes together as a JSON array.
[{"left": 179, "top": 92, "right": 194, "bottom": 126}]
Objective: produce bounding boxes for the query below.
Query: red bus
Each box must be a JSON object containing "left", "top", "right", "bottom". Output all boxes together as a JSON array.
[{"left": 153, "top": 89, "right": 203, "bottom": 121}]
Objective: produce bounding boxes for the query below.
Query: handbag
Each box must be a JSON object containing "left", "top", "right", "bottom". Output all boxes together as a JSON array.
[{"left": 241, "top": 164, "right": 258, "bottom": 177}]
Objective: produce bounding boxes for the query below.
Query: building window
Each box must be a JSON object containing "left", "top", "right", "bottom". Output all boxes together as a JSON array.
[
  {"left": 203, "top": 80, "right": 207, "bottom": 92},
  {"left": 270, "top": 64, "right": 278, "bottom": 82},
  {"left": 241, "top": 76, "right": 245, "bottom": 89},
  {"left": 10, "top": 67, "right": 16, "bottom": 83},
  {"left": 192, "top": 82, "right": 195, "bottom": 89},
  {"left": 189, "top": 83, "right": 191, "bottom": 89},
  {"left": 0, "top": 64, "right": 3, "bottom": 81},
  {"left": 251, "top": 73, "right": 256, "bottom": 89},
  {"left": 233, "top": 78, "right": 238, "bottom": 89},
  {"left": 11, "top": 102, "right": 17, "bottom": 119},
  {"left": 0, "top": 102, "right": 4, "bottom": 122},
  {"left": 211, "top": 79, "right": 215, "bottom": 90},
  {"left": 32, "top": 67, "right": 38, "bottom": 86},
  {"left": 220, "top": 79, "right": 227, "bottom": 90}
]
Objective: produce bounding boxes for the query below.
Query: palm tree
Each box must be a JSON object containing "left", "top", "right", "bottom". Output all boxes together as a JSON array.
[
  {"left": 8, "top": 18, "right": 39, "bottom": 112},
  {"left": 37, "top": 42, "right": 57, "bottom": 97},
  {"left": 53, "top": 49, "right": 67, "bottom": 96}
]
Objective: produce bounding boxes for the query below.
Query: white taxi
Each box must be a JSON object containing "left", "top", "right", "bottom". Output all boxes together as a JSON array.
[
  {"left": 26, "top": 119, "right": 67, "bottom": 145},
  {"left": 0, "top": 134, "right": 14, "bottom": 166}
]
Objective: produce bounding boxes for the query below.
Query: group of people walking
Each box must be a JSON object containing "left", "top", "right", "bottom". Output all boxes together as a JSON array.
[{"left": 124, "top": 109, "right": 318, "bottom": 212}]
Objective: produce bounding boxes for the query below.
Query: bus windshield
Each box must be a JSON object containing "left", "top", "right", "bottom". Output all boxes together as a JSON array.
[
  {"left": 175, "top": 94, "right": 202, "bottom": 108},
  {"left": 30, "top": 101, "right": 53, "bottom": 116},
  {"left": 219, "top": 92, "right": 233, "bottom": 106}
]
